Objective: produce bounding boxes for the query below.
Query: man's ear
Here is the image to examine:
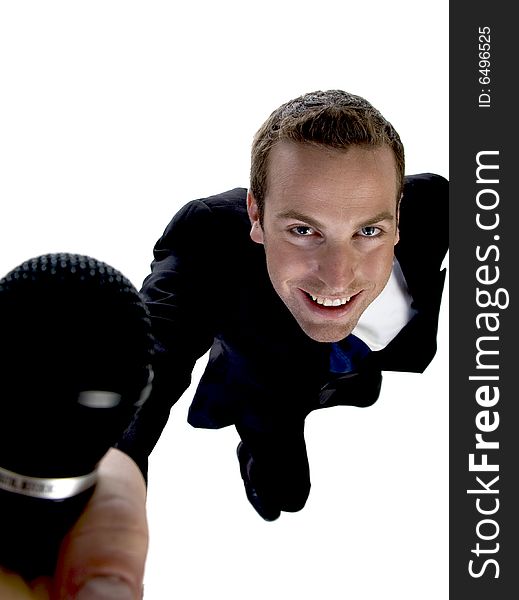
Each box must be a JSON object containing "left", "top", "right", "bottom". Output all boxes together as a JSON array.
[{"left": 247, "top": 191, "right": 264, "bottom": 245}]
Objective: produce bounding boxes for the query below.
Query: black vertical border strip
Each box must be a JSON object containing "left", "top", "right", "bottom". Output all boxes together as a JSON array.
[{"left": 450, "top": 1, "right": 516, "bottom": 598}]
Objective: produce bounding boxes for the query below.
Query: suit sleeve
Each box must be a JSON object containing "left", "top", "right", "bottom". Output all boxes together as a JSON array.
[{"left": 116, "top": 200, "right": 218, "bottom": 476}]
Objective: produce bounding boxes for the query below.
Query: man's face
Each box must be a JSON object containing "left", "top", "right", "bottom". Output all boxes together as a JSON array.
[{"left": 247, "top": 141, "right": 400, "bottom": 343}]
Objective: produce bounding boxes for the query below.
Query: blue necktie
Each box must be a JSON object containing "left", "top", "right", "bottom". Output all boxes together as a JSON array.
[{"left": 329, "top": 334, "right": 371, "bottom": 374}]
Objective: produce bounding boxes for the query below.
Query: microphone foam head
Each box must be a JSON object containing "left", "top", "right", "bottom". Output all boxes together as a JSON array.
[{"left": 0, "top": 253, "right": 154, "bottom": 477}]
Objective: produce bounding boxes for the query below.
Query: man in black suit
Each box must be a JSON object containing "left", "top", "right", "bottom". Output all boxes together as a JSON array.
[{"left": 118, "top": 89, "right": 448, "bottom": 521}]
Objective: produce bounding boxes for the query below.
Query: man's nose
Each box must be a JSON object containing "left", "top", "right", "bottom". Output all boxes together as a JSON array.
[{"left": 316, "top": 242, "right": 358, "bottom": 291}]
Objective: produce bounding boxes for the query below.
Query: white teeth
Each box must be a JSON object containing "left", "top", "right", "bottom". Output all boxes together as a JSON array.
[{"left": 309, "top": 294, "right": 350, "bottom": 306}]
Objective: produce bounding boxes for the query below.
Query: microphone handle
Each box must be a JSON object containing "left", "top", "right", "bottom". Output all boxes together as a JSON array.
[{"left": 0, "top": 468, "right": 97, "bottom": 580}]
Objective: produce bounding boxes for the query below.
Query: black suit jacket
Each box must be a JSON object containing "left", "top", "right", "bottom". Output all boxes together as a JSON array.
[{"left": 118, "top": 174, "right": 448, "bottom": 467}]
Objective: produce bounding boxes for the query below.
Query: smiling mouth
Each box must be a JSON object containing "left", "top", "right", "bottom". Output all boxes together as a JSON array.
[{"left": 304, "top": 291, "right": 359, "bottom": 308}]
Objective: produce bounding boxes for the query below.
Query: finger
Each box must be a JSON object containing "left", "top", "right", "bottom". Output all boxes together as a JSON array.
[
  {"left": 53, "top": 448, "right": 148, "bottom": 600},
  {"left": 30, "top": 578, "right": 53, "bottom": 600},
  {"left": 0, "top": 568, "right": 50, "bottom": 600}
]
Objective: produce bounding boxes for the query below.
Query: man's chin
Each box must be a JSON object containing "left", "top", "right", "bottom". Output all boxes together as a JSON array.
[{"left": 296, "top": 320, "right": 355, "bottom": 343}]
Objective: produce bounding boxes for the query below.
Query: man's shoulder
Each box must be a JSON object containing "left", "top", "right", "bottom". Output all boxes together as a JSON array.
[
  {"left": 197, "top": 187, "right": 249, "bottom": 211},
  {"left": 153, "top": 188, "right": 253, "bottom": 263},
  {"left": 177, "top": 188, "right": 249, "bottom": 223},
  {"left": 404, "top": 172, "right": 448, "bottom": 192},
  {"left": 158, "top": 188, "right": 248, "bottom": 238},
  {"left": 396, "top": 172, "right": 448, "bottom": 295},
  {"left": 401, "top": 172, "right": 448, "bottom": 223}
]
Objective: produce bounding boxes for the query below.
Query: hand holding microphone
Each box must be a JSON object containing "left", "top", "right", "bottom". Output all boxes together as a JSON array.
[
  {"left": 0, "top": 253, "right": 154, "bottom": 585},
  {"left": 0, "top": 448, "right": 148, "bottom": 600}
]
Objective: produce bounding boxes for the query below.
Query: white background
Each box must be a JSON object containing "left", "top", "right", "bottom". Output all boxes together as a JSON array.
[{"left": 0, "top": 2, "right": 449, "bottom": 598}]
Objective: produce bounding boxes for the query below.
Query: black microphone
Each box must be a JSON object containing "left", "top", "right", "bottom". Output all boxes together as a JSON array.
[{"left": 0, "top": 253, "right": 154, "bottom": 580}]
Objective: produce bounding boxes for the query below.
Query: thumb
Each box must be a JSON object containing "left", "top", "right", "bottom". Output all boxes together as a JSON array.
[{"left": 53, "top": 448, "right": 148, "bottom": 600}]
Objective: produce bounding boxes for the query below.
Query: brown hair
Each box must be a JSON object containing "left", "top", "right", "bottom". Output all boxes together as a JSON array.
[{"left": 250, "top": 90, "right": 405, "bottom": 222}]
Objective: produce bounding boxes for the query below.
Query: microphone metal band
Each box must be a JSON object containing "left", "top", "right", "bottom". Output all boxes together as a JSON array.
[{"left": 0, "top": 465, "right": 97, "bottom": 500}]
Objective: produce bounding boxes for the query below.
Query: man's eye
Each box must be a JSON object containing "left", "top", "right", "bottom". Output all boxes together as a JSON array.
[
  {"left": 359, "top": 226, "right": 380, "bottom": 237},
  {"left": 291, "top": 225, "right": 316, "bottom": 236}
]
